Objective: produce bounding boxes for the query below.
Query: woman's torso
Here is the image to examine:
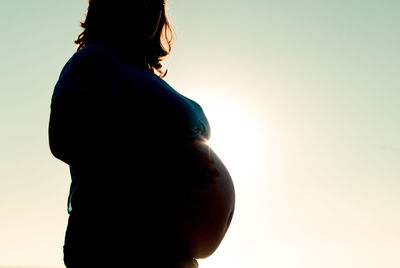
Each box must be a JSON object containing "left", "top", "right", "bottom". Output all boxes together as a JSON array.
[{"left": 51, "top": 43, "right": 235, "bottom": 263}]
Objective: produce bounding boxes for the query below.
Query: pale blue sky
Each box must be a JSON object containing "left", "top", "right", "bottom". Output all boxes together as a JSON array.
[{"left": 0, "top": 1, "right": 399, "bottom": 267}]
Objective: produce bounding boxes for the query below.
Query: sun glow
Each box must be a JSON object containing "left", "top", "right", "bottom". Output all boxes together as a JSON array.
[
  {"left": 190, "top": 92, "right": 270, "bottom": 268},
  {"left": 193, "top": 93, "right": 267, "bottom": 192}
]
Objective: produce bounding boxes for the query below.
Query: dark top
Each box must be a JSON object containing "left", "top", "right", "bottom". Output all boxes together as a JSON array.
[
  {"left": 49, "top": 44, "right": 209, "bottom": 266},
  {"left": 51, "top": 43, "right": 210, "bottom": 213}
]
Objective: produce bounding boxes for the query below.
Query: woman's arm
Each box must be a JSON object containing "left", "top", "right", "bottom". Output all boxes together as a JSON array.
[
  {"left": 49, "top": 90, "right": 109, "bottom": 167},
  {"left": 49, "top": 46, "right": 134, "bottom": 168}
]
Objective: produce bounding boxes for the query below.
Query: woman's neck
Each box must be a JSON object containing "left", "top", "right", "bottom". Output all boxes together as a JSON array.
[{"left": 102, "top": 41, "right": 149, "bottom": 69}]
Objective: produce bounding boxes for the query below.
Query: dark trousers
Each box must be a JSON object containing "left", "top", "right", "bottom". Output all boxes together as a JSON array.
[{"left": 63, "top": 211, "right": 199, "bottom": 268}]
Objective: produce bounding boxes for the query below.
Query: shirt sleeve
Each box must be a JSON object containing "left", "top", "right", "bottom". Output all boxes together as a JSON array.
[
  {"left": 51, "top": 45, "right": 118, "bottom": 103},
  {"left": 49, "top": 46, "right": 121, "bottom": 167}
]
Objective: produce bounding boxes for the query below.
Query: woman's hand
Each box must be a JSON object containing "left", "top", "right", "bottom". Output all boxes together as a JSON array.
[{"left": 179, "top": 136, "right": 220, "bottom": 186}]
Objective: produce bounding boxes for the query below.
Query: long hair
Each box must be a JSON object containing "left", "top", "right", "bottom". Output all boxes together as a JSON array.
[{"left": 75, "top": 0, "right": 174, "bottom": 77}]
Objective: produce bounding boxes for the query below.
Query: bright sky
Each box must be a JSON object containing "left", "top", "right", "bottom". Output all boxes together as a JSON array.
[{"left": 1, "top": 0, "right": 399, "bottom": 267}]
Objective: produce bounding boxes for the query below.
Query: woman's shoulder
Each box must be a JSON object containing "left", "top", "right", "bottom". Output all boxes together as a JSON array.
[
  {"left": 62, "top": 43, "right": 121, "bottom": 84},
  {"left": 52, "top": 44, "right": 120, "bottom": 103},
  {"left": 70, "top": 43, "right": 119, "bottom": 71}
]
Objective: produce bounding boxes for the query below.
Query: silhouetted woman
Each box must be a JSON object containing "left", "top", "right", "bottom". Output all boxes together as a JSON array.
[{"left": 48, "top": 0, "right": 235, "bottom": 267}]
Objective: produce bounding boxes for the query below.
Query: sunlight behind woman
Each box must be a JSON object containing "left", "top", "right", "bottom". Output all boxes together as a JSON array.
[
  {"left": 190, "top": 92, "right": 268, "bottom": 267},
  {"left": 193, "top": 93, "right": 266, "bottom": 191}
]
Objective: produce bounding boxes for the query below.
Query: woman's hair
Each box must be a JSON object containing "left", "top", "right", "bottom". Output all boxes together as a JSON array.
[{"left": 75, "top": 0, "right": 174, "bottom": 77}]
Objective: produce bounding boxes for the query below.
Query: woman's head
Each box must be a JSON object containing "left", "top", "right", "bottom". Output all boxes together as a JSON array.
[{"left": 75, "top": 0, "right": 174, "bottom": 77}]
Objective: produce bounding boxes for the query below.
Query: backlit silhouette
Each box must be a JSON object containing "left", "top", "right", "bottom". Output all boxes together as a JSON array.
[{"left": 48, "top": 0, "right": 235, "bottom": 267}]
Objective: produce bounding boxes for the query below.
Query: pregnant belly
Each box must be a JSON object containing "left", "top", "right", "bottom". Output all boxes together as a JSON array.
[{"left": 163, "top": 138, "right": 236, "bottom": 259}]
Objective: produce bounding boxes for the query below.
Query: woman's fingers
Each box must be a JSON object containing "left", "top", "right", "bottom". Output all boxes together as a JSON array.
[{"left": 177, "top": 138, "right": 221, "bottom": 184}]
